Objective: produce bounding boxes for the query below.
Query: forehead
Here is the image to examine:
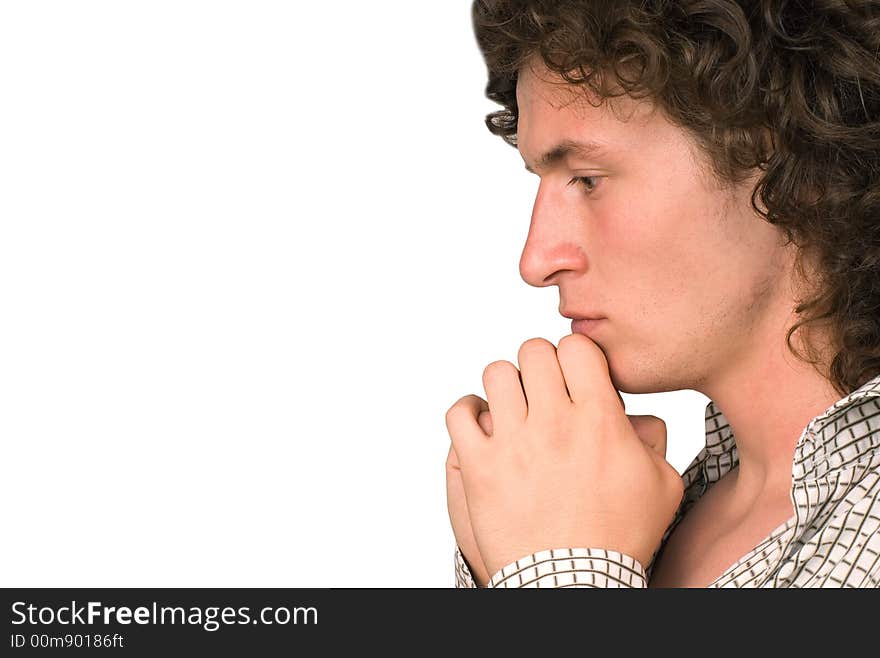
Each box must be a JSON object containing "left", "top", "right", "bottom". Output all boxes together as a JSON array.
[{"left": 515, "top": 58, "right": 661, "bottom": 159}]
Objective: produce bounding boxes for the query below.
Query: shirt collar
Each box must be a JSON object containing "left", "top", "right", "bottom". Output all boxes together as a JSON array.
[{"left": 703, "top": 372, "right": 880, "bottom": 484}]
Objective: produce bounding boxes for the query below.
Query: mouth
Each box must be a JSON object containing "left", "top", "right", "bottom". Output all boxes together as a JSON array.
[{"left": 570, "top": 318, "right": 605, "bottom": 335}]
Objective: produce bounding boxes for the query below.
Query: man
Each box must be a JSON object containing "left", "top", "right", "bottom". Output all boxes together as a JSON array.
[{"left": 446, "top": 0, "right": 880, "bottom": 588}]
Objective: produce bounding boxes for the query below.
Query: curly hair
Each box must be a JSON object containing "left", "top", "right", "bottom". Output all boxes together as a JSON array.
[{"left": 471, "top": 0, "right": 880, "bottom": 398}]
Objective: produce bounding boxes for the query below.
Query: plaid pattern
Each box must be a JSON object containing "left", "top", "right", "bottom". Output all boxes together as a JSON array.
[{"left": 454, "top": 373, "right": 880, "bottom": 588}]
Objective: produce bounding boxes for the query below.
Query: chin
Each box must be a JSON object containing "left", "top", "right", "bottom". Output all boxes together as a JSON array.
[
  {"left": 605, "top": 353, "right": 667, "bottom": 395},
  {"left": 604, "top": 358, "right": 635, "bottom": 394}
]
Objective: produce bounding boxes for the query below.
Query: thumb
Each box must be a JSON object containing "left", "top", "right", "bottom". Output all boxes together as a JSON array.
[{"left": 626, "top": 414, "right": 667, "bottom": 458}]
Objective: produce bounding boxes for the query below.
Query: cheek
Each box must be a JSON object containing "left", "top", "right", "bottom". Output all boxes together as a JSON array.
[
  {"left": 597, "top": 230, "right": 723, "bottom": 355},
  {"left": 595, "top": 216, "right": 694, "bottom": 295},
  {"left": 592, "top": 175, "right": 742, "bottom": 320}
]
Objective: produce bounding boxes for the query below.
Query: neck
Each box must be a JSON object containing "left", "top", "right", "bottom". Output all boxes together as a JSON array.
[{"left": 699, "top": 307, "right": 843, "bottom": 512}]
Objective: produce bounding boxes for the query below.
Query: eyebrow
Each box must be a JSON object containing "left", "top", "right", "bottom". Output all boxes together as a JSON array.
[{"left": 523, "top": 139, "right": 608, "bottom": 174}]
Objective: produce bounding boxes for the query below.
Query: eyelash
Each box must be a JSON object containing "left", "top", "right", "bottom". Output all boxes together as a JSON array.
[{"left": 567, "top": 176, "right": 600, "bottom": 195}]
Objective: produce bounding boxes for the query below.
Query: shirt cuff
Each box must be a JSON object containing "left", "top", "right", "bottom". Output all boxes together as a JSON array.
[
  {"left": 454, "top": 544, "right": 479, "bottom": 588},
  {"left": 486, "top": 547, "right": 648, "bottom": 588}
]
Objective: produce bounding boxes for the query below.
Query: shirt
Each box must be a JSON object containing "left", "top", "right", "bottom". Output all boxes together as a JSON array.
[{"left": 453, "top": 372, "right": 880, "bottom": 588}]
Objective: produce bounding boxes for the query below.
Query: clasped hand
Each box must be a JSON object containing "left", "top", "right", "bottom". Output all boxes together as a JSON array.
[{"left": 445, "top": 334, "right": 685, "bottom": 585}]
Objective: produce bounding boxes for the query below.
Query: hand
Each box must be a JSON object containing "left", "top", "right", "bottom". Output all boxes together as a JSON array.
[
  {"left": 444, "top": 334, "right": 685, "bottom": 579},
  {"left": 446, "top": 406, "right": 494, "bottom": 587},
  {"left": 447, "top": 453, "right": 488, "bottom": 586},
  {"left": 446, "top": 402, "right": 670, "bottom": 586}
]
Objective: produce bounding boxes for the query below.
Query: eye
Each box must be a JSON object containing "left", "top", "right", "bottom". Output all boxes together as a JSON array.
[{"left": 567, "top": 176, "right": 601, "bottom": 195}]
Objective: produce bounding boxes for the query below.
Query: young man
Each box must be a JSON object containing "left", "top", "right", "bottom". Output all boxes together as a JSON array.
[{"left": 446, "top": 0, "right": 880, "bottom": 588}]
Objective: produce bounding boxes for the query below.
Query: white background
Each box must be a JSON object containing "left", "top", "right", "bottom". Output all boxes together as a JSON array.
[{"left": 0, "top": 1, "right": 709, "bottom": 587}]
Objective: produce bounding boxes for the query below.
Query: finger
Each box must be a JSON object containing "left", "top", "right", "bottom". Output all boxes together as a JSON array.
[
  {"left": 517, "top": 338, "right": 571, "bottom": 415},
  {"left": 555, "top": 333, "right": 621, "bottom": 411},
  {"left": 445, "top": 394, "right": 490, "bottom": 466},
  {"left": 627, "top": 414, "right": 668, "bottom": 458},
  {"left": 482, "top": 360, "right": 527, "bottom": 433},
  {"left": 446, "top": 443, "right": 460, "bottom": 470},
  {"left": 477, "top": 409, "right": 493, "bottom": 436},
  {"left": 445, "top": 447, "right": 491, "bottom": 585}
]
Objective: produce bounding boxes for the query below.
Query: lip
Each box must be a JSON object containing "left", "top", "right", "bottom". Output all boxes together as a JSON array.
[
  {"left": 560, "top": 309, "right": 604, "bottom": 321},
  {"left": 571, "top": 318, "right": 605, "bottom": 335}
]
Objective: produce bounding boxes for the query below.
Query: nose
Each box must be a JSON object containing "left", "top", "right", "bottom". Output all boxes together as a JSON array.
[{"left": 518, "top": 178, "right": 588, "bottom": 287}]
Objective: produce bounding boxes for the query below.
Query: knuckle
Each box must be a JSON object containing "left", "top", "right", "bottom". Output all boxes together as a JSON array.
[
  {"left": 483, "top": 359, "right": 516, "bottom": 382},
  {"left": 519, "top": 337, "right": 554, "bottom": 357},
  {"left": 666, "top": 468, "right": 685, "bottom": 495},
  {"left": 556, "top": 333, "right": 591, "bottom": 364},
  {"left": 445, "top": 400, "right": 463, "bottom": 426},
  {"left": 555, "top": 338, "right": 575, "bottom": 363},
  {"left": 636, "top": 414, "right": 665, "bottom": 430},
  {"left": 557, "top": 333, "right": 581, "bottom": 351}
]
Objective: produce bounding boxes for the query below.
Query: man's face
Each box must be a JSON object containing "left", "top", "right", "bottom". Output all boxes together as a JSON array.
[{"left": 515, "top": 59, "right": 798, "bottom": 394}]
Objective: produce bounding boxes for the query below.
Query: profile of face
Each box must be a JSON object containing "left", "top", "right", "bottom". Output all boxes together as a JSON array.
[{"left": 515, "top": 58, "right": 802, "bottom": 394}]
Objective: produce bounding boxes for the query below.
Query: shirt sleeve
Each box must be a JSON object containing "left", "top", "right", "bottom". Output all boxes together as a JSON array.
[
  {"left": 485, "top": 547, "right": 648, "bottom": 588},
  {"left": 454, "top": 544, "right": 479, "bottom": 588}
]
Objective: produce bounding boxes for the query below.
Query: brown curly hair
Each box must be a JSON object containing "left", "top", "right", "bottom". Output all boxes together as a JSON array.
[{"left": 471, "top": 0, "right": 880, "bottom": 398}]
